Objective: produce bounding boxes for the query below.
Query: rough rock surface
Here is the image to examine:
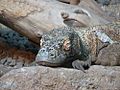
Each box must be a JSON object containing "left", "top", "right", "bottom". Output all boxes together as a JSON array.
[
  {"left": 101, "top": 4, "right": 120, "bottom": 20},
  {"left": 0, "top": 65, "right": 120, "bottom": 90},
  {"left": 0, "top": 64, "right": 14, "bottom": 77},
  {"left": 96, "top": 43, "right": 120, "bottom": 65}
]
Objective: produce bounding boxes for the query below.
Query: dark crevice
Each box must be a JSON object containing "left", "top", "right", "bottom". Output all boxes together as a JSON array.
[
  {"left": 57, "top": 0, "right": 70, "bottom": 4},
  {"left": 0, "top": 24, "right": 39, "bottom": 54},
  {"left": 64, "top": 18, "right": 87, "bottom": 27},
  {"left": 57, "top": 0, "right": 80, "bottom": 5}
]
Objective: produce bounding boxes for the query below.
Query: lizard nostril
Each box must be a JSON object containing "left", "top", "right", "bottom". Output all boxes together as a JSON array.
[
  {"left": 50, "top": 53, "right": 55, "bottom": 57},
  {"left": 51, "top": 54, "right": 54, "bottom": 56},
  {"left": 41, "top": 49, "right": 45, "bottom": 52}
]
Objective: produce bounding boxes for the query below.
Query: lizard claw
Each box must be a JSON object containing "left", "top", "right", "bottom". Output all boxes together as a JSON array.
[
  {"left": 72, "top": 56, "right": 91, "bottom": 73},
  {"left": 72, "top": 60, "right": 86, "bottom": 73}
]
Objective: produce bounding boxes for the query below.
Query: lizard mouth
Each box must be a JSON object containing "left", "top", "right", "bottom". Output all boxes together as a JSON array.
[{"left": 36, "top": 61, "right": 62, "bottom": 67}]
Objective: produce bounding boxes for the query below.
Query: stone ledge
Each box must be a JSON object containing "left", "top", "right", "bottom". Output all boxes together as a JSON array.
[{"left": 0, "top": 65, "right": 120, "bottom": 90}]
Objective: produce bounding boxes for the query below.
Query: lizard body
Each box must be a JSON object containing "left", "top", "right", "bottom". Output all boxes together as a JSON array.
[{"left": 35, "top": 22, "right": 120, "bottom": 71}]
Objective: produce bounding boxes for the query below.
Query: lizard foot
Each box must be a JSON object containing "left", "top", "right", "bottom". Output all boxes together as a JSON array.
[{"left": 72, "top": 60, "right": 89, "bottom": 73}]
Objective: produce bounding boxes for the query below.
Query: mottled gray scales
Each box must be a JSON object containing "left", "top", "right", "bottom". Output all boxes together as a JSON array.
[{"left": 35, "top": 22, "right": 120, "bottom": 71}]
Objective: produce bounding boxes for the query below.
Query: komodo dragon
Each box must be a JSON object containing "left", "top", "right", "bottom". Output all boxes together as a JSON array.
[{"left": 35, "top": 22, "right": 120, "bottom": 71}]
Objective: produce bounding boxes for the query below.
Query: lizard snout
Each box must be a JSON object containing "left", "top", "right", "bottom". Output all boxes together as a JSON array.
[
  {"left": 35, "top": 48, "right": 60, "bottom": 66},
  {"left": 35, "top": 48, "right": 49, "bottom": 63},
  {"left": 35, "top": 47, "right": 66, "bottom": 67}
]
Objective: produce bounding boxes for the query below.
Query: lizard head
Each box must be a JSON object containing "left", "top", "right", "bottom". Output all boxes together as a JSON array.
[{"left": 35, "top": 27, "right": 82, "bottom": 67}]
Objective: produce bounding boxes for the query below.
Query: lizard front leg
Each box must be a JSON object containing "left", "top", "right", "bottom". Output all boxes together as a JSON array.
[{"left": 72, "top": 55, "right": 91, "bottom": 72}]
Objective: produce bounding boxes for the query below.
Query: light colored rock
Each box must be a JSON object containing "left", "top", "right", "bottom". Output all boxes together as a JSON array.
[
  {"left": 0, "top": 64, "right": 14, "bottom": 77},
  {"left": 0, "top": 65, "right": 120, "bottom": 90},
  {"left": 96, "top": 43, "right": 120, "bottom": 66}
]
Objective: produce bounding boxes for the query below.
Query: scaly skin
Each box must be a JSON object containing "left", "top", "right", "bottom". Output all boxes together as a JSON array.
[{"left": 35, "top": 22, "right": 120, "bottom": 71}]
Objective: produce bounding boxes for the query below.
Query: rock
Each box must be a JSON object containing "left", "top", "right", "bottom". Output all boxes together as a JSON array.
[
  {"left": 96, "top": 43, "right": 120, "bottom": 66},
  {"left": 0, "top": 65, "right": 120, "bottom": 90},
  {"left": 96, "top": 0, "right": 120, "bottom": 5},
  {"left": 101, "top": 4, "right": 120, "bottom": 21},
  {"left": 96, "top": 0, "right": 111, "bottom": 6},
  {"left": 0, "top": 64, "right": 14, "bottom": 77}
]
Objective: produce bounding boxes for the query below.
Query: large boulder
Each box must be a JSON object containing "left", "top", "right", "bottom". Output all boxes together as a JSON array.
[
  {"left": 96, "top": 43, "right": 120, "bottom": 66},
  {"left": 0, "top": 65, "right": 120, "bottom": 90}
]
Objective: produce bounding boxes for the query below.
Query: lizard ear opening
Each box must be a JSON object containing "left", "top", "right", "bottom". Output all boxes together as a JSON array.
[{"left": 63, "top": 38, "right": 71, "bottom": 51}]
